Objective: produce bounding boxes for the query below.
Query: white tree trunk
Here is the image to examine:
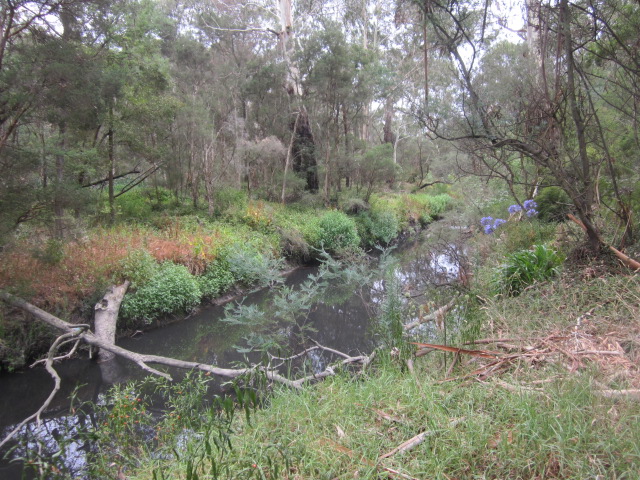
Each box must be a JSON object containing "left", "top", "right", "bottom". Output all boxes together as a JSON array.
[{"left": 94, "top": 281, "right": 130, "bottom": 362}]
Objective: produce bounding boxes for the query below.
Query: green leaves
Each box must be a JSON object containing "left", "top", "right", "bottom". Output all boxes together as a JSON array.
[
  {"left": 308, "top": 211, "right": 360, "bottom": 254},
  {"left": 492, "top": 245, "right": 564, "bottom": 297},
  {"left": 121, "top": 261, "right": 202, "bottom": 324}
]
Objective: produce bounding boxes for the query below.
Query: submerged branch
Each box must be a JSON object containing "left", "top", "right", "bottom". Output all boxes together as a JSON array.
[
  {"left": 0, "top": 287, "right": 375, "bottom": 397},
  {"left": 0, "top": 331, "right": 80, "bottom": 450}
]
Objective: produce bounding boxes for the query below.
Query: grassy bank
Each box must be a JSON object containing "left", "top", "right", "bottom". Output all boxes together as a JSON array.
[
  {"left": 81, "top": 203, "right": 640, "bottom": 479},
  {"left": 0, "top": 189, "right": 452, "bottom": 371}
]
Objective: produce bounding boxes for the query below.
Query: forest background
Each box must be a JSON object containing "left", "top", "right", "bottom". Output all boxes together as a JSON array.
[
  {"left": 1, "top": 0, "right": 640, "bottom": 371},
  {"left": 1, "top": 0, "right": 640, "bottom": 477}
]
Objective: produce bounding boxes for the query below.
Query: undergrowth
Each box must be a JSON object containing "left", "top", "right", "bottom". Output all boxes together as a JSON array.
[{"left": 0, "top": 191, "right": 453, "bottom": 370}]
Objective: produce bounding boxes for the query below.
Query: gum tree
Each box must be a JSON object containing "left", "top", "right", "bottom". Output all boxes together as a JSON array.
[{"left": 410, "top": 0, "right": 637, "bottom": 252}]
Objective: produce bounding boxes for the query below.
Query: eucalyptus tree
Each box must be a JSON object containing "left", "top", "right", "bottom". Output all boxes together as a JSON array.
[
  {"left": 0, "top": 0, "right": 176, "bottom": 235},
  {"left": 406, "top": 0, "right": 637, "bottom": 251}
]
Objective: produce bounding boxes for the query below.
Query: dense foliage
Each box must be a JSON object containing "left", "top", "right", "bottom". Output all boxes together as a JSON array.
[
  {"left": 2, "top": 1, "right": 640, "bottom": 477},
  {"left": 0, "top": 0, "right": 636, "bottom": 254}
]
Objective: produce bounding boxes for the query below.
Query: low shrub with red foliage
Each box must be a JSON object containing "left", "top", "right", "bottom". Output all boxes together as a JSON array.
[{"left": 0, "top": 226, "right": 224, "bottom": 316}]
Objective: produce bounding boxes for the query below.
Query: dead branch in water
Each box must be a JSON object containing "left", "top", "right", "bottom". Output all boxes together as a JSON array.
[
  {"left": 0, "top": 330, "right": 82, "bottom": 450},
  {"left": 0, "top": 288, "right": 375, "bottom": 449}
]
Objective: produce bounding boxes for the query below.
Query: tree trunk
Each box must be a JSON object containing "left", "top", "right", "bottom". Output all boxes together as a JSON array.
[
  {"left": 107, "top": 105, "right": 115, "bottom": 225},
  {"left": 561, "top": 0, "right": 600, "bottom": 251},
  {"left": 53, "top": 123, "right": 66, "bottom": 239},
  {"left": 291, "top": 107, "right": 319, "bottom": 192},
  {"left": 383, "top": 97, "right": 395, "bottom": 145},
  {"left": 282, "top": 112, "right": 300, "bottom": 203},
  {"left": 94, "top": 281, "right": 130, "bottom": 362},
  {"left": 423, "top": 7, "right": 429, "bottom": 111},
  {"left": 277, "top": 0, "right": 318, "bottom": 192}
]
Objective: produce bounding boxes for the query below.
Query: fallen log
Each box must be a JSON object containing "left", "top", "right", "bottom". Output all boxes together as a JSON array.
[
  {"left": 0, "top": 288, "right": 375, "bottom": 448},
  {"left": 0, "top": 289, "right": 370, "bottom": 387}
]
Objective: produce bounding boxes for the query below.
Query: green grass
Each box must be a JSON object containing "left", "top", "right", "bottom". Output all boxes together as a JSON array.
[
  {"left": 492, "top": 244, "right": 564, "bottom": 296},
  {"left": 113, "top": 207, "right": 640, "bottom": 480},
  {"left": 122, "top": 358, "right": 640, "bottom": 479}
]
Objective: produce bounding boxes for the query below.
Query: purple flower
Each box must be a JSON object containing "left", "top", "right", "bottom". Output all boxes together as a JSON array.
[
  {"left": 523, "top": 199, "right": 538, "bottom": 210},
  {"left": 526, "top": 209, "right": 538, "bottom": 217},
  {"left": 493, "top": 218, "right": 507, "bottom": 228},
  {"left": 481, "top": 217, "right": 506, "bottom": 234},
  {"left": 508, "top": 204, "right": 522, "bottom": 215}
]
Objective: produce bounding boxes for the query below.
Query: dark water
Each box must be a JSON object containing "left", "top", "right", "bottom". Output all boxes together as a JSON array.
[{"left": 0, "top": 231, "right": 464, "bottom": 478}]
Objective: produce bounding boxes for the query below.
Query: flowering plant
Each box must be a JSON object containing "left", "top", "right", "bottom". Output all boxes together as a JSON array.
[
  {"left": 508, "top": 204, "right": 522, "bottom": 215},
  {"left": 482, "top": 198, "right": 538, "bottom": 234},
  {"left": 481, "top": 216, "right": 507, "bottom": 234}
]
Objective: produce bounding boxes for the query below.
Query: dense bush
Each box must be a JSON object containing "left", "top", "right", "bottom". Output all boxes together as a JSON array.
[
  {"left": 197, "top": 257, "right": 235, "bottom": 298},
  {"left": 426, "top": 194, "right": 453, "bottom": 218},
  {"left": 375, "top": 193, "right": 452, "bottom": 229},
  {"left": 33, "top": 238, "right": 66, "bottom": 266},
  {"left": 214, "top": 187, "right": 247, "bottom": 209},
  {"left": 121, "top": 262, "right": 202, "bottom": 324},
  {"left": 307, "top": 211, "right": 361, "bottom": 253},
  {"left": 342, "top": 198, "right": 370, "bottom": 215},
  {"left": 225, "top": 242, "right": 284, "bottom": 287},
  {"left": 497, "top": 219, "right": 558, "bottom": 255},
  {"left": 115, "top": 188, "right": 153, "bottom": 220},
  {"left": 536, "top": 186, "right": 573, "bottom": 223},
  {"left": 119, "top": 249, "right": 159, "bottom": 289},
  {"left": 278, "top": 227, "right": 310, "bottom": 261},
  {"left": 492, "top": 244, "right": 564, "bottom": 296},
  {"left": 356, "top": 210, "right": 399, "bottom": 246}
]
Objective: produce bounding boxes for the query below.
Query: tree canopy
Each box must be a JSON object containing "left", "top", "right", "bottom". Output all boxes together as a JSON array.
[{"left": 0, "top": 0, "right": 638, "bottom": 250}]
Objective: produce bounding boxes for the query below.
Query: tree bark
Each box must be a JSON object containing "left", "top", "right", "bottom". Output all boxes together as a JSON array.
[
  {"left": 561, "top": 0, "right": 600, "bottom": 250},
  {"left": 93, "top": 281, "right": 130, "bottom": 362},
  {"left": 277, "top": 0, "right": 318, "bottom": 192},
  {"left": 107, "top": 105, "right": 115, "bottom": 225}
]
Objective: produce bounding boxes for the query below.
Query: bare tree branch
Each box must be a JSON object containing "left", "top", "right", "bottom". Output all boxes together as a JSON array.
[
  {"left": 0, "top": 288, "right": 376, "bottom": 424},
  {"left": 404, "top": 297, "right": 457, "bottom": 331},
  {"left": 0, "top": 330, "right": 80, "bottom": 450}
]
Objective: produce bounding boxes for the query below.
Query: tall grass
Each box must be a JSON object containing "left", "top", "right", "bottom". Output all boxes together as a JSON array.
[{"left": 116, "top": 358, "right": 640, "bottom": 480}]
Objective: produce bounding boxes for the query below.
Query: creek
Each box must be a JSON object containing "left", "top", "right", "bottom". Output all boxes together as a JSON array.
[{"left": 0, "top": 228, "right": 465, "bottom": 479}]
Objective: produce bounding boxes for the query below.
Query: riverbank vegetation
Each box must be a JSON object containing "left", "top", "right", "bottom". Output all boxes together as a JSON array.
[
  {"left": 0, "top": 188, "right": 452, "bottom": 370},
  {"left": 2, "top": 0, "right": 640, "bottom": 478},
  {"left": 73, "top": 209, "right": 640, "bottom": 480}
]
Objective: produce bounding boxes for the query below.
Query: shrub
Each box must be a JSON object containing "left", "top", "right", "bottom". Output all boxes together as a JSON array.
[
  {"left": 119, "top": 249, "right": 159, "bottom": 289},
  {"left": 115, "top": 188, "right": 152, "bottom": 221},
  {"left": 242, "top": 201, "right": 274, "bottom": 233},
  {"left": 121, "top": 262, "right": 202, "bottom": 324},
  {"left": 380, "top": 193, "right": 452, "bottom": 228},
  {"left": 307, "top": 211, "right": 360, "bottom": 253},
  {"left": 225, "top": 243, "right": 284, "bottom": 287},
  {"left": 357, "top": 210, "right": 399, "bottom": 246},
  {"left": 536, "top": 187, "right": 573, "bottom": 223},
  {"left": 499, "top": 219, "right": 557, "bottom": 254},
  {"left": 342, "top": 198, "right": 370, "bottom": 215},
  {"left": 426, "top": 193, "right": 453, "bottom": 218},
  {"left": 492, "top": 244, "right": 564, "bottom": 296},
  {"left": 33, "top": 238, "right": 66, "bottom": 266},
  {"left": 279, "top": 228, "right": 310, "bottom": 261},
  {"left": 197, "top": 258, "right": 235, "bottom": 298},
  {"left": 296, "top": 192, "right": 325, "bottom": 209}
]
